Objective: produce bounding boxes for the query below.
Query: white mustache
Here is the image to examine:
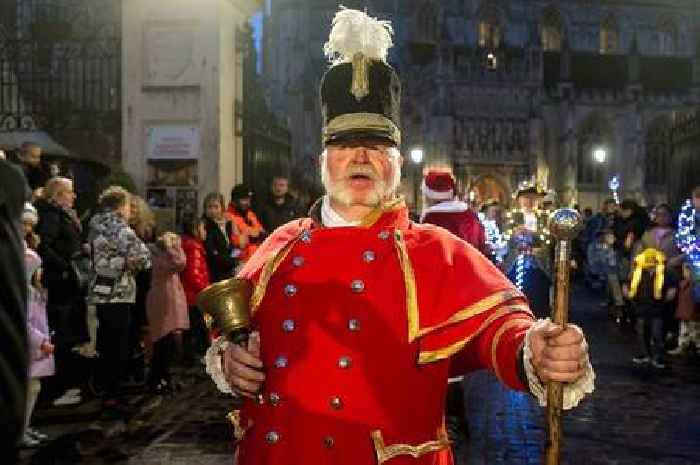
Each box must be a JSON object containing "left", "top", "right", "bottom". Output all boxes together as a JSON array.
[{"left": 345, "top": 165, "right": 379, "bottom": 180}]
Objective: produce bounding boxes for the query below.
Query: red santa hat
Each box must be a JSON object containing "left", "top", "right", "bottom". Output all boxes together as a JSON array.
[{"left": 421, "top": 171, "right": 455, "bottom": 201}]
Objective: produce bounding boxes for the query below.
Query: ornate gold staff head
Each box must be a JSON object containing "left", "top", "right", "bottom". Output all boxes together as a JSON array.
[
  {"left": 548, "top": 208, "right": 584, "bottom": 241},
  {"left": 196, "top": 278, "right": 253, "bottom": 344}
]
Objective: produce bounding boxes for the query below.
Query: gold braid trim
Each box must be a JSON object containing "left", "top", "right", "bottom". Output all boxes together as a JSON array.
[
  {"left": 358, "top": 197, "right": 405, "bottom": 228},
  {"left": 629, "top": 248, "right": 666, "bottom": 300},
  {"left": 371, "top": 429, "right": 450, "bottom": 464},
  {"left": 417, "top": 305, "right": 532, "bottom": 364},
  {"left": 351, "top": 52, "right": 371, "bottom": 100},
  {"left": 393, "top": 228, "right": 527, "bottom": 344},
  {"left": 227, "top": 410, "right": 252, "bottom": 441},
  {"left": 393, "top": 230, "right": 420, "bottom": 342},
  {"left": 417, "top": 290, "right": 528, "bottom": 338},
  {"left": 491, "top": 318, "right": 534, "bottom": 383},
  {"left": 251, "top": 236, "right": 301, "bottom": 315}
]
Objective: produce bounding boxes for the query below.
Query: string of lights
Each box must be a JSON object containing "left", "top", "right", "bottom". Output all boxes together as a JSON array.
[
  {"left": 515, "top": 253, "right": 526, "bottom": 291},
  {"left": 503, "top": 208, "right": 553, "bottom": 246},
  {"left": 480, "top": 215, "right": 508, "bottom": 263},
  {"left": 609, "top": 175, "right": 620, "bottom": 205},
  {"left": 676, "top": 199, "right": 700, "bottom": 280}
]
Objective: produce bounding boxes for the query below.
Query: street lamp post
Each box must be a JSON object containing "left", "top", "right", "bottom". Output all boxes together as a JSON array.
[
  {"left": 410, "top": 147, "right": 424, "bottom": 215},
  {"left": 593, "top": 147, "right": 608, "bottom": 205},
  {"left": 593, "top": 147, "right": 607, "bottom": 164}
]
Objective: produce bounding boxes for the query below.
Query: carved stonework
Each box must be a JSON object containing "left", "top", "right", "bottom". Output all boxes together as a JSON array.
[{"left": 143, "top": 20, "right": 201, "bottom": 87}]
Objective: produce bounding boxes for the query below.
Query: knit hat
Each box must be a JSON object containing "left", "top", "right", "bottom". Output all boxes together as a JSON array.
[
  {"left": 421, "top": 171, "right": 455, "bottom": 201},
  {"left": 25, "top": 247, "right": 42, "bottom": 282},
  {"left": 22, "top": 202, "right": 38, "bottom": 225},
  {"left": 230, "top": 184, "right": 253, "bottom": 201}
]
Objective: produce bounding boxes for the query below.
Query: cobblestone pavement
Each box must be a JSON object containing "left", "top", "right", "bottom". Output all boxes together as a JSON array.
[{"left": 20, "top": 285, "right": 700, "bottom": 465}]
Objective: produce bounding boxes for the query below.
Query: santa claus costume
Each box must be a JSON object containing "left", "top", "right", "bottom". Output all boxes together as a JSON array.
[{"left": 420, "top": 171, "right": 489, "bottom": 258}]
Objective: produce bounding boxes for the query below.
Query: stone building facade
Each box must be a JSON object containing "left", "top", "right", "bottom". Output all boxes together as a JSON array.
[{"left": 262, "top": 0, "right": 700, "bottom": 210}]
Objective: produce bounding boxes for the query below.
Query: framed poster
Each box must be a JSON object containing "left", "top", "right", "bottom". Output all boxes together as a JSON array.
[{"left": 146, "top": 124, "right": 200, "bottom": 160}]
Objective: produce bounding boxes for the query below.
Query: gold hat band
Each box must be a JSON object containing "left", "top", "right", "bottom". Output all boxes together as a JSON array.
[{"left": 323, "top": 112, "right": 401, "bottom": 146}]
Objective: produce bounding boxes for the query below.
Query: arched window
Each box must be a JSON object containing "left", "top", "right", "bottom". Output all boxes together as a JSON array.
[
  {"left": 416, "top": 2, "right": 438, "bottom": 43},
  {"left": 657, "top": 18, "right": 678, "bottom": 55},
  {"left": 600, "top": 14, "right": 618, "bottom": 54},
  {"left": 541, "top": 7, "right": 564, "bottom": 51},
  {"left": 478, "top": 9, "right": 501, "bottom": 50},
  {"left": 577, "top": 116, "right": 611, "bottom": 186},
  {"left": 645, "top": 117, "right": 672, "bottom": 185}
]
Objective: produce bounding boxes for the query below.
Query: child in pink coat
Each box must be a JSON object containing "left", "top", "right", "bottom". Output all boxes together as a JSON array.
[
  {"left": 22, "top": 248, "right": 55, "bottom": 448},
  {"left": 147, "top": 232, "right": 189, "bottom": 393}
]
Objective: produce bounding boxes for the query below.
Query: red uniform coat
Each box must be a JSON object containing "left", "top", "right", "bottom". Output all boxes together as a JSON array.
[
  {"left": 180, "top": 235, "right": 211, "bottom": 306},
  {"left": 233, "top": 199, "right": 534, "bottom": 465},
  {"left": 421, "top": 201, "right": 488, "bottom": 258}
]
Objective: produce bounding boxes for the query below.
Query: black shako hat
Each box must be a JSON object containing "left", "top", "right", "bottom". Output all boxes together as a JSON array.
[{"left": 320, "top": 7, "right": 401, "bottom": 147}]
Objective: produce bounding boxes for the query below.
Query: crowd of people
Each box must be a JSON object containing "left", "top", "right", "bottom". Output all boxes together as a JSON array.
[
  {"left": 0, "top": 142, "right": 306, "bottom": 453},
  {"left": 578, "top": 193, "right": 700, "bottom": 370},
  {"left": 417, "top": 169, "right": 700, "bottom": 373},
  {"left": 1, "top": 140, "right": 697, "bottom": 457}
]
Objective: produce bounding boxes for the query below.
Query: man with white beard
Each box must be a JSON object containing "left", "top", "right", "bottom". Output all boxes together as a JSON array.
[{"left": 204, "top": 7, "right": 595, "bottom": 465}]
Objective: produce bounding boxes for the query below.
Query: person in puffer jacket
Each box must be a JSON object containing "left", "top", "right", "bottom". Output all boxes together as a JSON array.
[
  {"left": 87, "top": 186, "right": 150, "bottom": 411},
  {"left": 180, "top": 215, "right": 211, "bottom": 366}
]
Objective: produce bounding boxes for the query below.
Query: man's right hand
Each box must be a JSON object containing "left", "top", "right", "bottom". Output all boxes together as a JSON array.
[{"left": 222, "top": 331, "right": 265, "bottom": 398}]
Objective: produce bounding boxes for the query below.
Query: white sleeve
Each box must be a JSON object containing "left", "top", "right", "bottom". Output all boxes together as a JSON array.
[
  {"left": 205, "top": 336, "right": 237, "bottom": 396},
  {"left": 522, "top": 319, "right": 595, "bottom": 410}
]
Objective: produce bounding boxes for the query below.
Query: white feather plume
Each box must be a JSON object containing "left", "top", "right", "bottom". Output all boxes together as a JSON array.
[{"left": 323, "top": 6, "right": 394, "bottom": 65}]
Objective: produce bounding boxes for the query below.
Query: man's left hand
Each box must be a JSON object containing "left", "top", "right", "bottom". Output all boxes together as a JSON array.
[{"left": 528, "top": 321, "right": 589, "bottom": 384}]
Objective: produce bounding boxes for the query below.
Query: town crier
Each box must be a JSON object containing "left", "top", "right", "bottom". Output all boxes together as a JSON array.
[
  {"left": 205, "top": 7, "right": 594, "bottom": 465},
  {"left": 420, "top": 170, "right": 489, "bottom": 257}
]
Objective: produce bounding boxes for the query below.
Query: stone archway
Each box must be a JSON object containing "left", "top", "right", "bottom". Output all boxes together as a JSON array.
[{"left": 468, "top": 174, "right": 509, "bottom": 207}]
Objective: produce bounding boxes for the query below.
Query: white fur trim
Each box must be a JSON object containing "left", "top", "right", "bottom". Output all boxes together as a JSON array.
[
  {"left": 205, "top": 337, "right": 236, "bottom": 396},
  {"left": 421, "top": 181, "right": 454, "bottom": 201},
  {"left": 420, "top": 200, "right": 470, "bottom": 221},
  {"left": 523, "top": 319, "right": 595, "bottom": 410}
]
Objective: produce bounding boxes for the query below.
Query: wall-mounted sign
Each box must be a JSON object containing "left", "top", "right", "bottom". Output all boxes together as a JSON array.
[{"left": 146, "top": 124, "right": 200, "bottom": 160}]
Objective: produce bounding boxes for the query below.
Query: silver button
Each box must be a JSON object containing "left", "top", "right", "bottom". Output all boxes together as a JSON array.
[
  {"left": 378, "top": 230, "right": 390, "bottom": 240},
  {"left": 323, "top": 436, "right": 335, "bottom": 448},
  {"left": 275, "top": 356, "right": 289, "bottom": 368},
  {"left": 351, "top": 280, "right": 365, "bottom": 293},
  {"left": 269, "top": 392, "right": 281, "bottom": 406},
  {"left": 301, "top": 230, "right": 312, "bottom": 243},
  {"left": 348, "top": 319, "right": 360, "bottom": 331},
  {"left": 265, "top": 431, "right": 280, "bottom": 443},
  {"left": 338, "top": 356, "right": 352, "bottom": 369},
  {"left": 284, "top": 284, "right": 297, "bottom": 297},
  {"left": 292, "top": 256, "right": 305, "bottom": 267},
  {"left": 282, "top": 319, "right": 296, "bottom": 332},
  {"left": 362, "top": 250, "right": 376, "bottom": 263},
  {"left": 329, "top": 396, "right": 343, "bottom": 410}
]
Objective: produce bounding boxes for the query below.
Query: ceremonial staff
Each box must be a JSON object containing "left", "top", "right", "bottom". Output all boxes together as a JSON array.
[{"left": 546, "top": 208, "right": 583, "bottom": 465}]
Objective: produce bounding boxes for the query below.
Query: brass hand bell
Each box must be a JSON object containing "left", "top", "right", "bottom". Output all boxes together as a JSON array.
[{"left": 197, "top": 278, "right": 253, "bottom": 345}]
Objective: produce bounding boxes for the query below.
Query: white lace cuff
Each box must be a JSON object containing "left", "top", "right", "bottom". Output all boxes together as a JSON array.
[
  {"left": 205, "top": 336, "right": 236, "bottom": 396},
  {"left": 523, "top": 319, "right": 595, "bottom": 410}
]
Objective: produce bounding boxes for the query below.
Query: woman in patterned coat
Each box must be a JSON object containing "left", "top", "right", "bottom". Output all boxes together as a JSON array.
[{"left": 87, "top": 186, "right": 150, "bottom": 410}]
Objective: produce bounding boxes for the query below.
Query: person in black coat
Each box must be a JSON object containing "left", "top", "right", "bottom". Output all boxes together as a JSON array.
[
  {"left": 258, "top": 176, "right": 304, "bottom": 233},
  {"left": 202, "top": 192, "right": 240, "bottom": 283},
  {"left": 0, "top": 159, "right": 29, "bottom": 458},
  {"left": 16, "top": 142, "right": 50, "bottom": 192},
  {"left": 35, "top": 177, "right": 87, "bottom": 401}
]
